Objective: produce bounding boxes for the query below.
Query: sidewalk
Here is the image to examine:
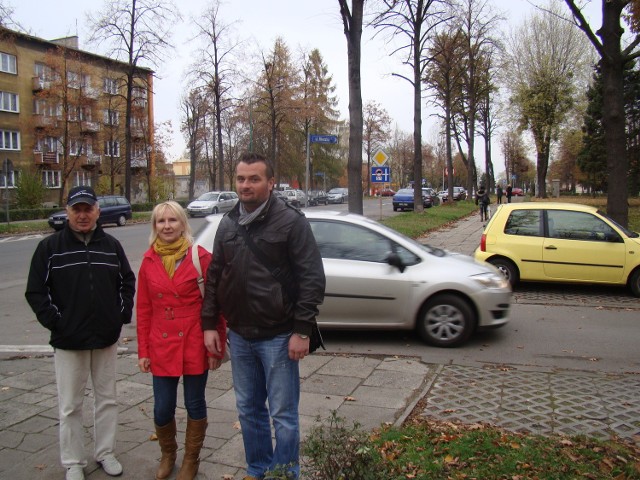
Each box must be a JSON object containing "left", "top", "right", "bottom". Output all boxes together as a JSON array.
[{"left": 1, "top": 210, "right": 639, "bottom": 479}]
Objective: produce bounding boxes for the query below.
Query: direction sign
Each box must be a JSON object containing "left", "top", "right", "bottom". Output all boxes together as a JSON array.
[
  {"left": 371, "top": 166, "right": 390, "bottom": 183},
  {"left": 310, "top": 134, "right": 338, "bottom": 144},
  {"left": 372, "top": 149, "right": 388, "bottom": 166}
]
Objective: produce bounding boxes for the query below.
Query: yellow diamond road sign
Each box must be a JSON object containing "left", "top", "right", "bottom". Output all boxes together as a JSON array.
[{"left": 372, "top": 150, "right": 388, "bottom": 166}]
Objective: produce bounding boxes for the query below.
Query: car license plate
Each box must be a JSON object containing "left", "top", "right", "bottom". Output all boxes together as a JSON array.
[
  {"left": 53, "top": 219, "right": 63, "bottom": 225},
  {"left": 399, "top": 202, "right": 409, "bottom": 206}
]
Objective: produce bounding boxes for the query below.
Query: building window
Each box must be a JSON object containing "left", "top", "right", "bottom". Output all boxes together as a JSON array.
[
  {"left": 34, "top": 99, "right": 62, "bottom": 117},
  {"left": 103, "top": 77, "right": 119, "bottom": 95},
  {"left": 0, "top": 130, "right": 20, "bottom": 150},
  {"left": 73, "top": 171, "right": 91, "bottom": 187},
  {"left": 0, "top": 52, "right": 17, "bottom": 74},
  {"left": 34, "top": 136, "right": 60, "bottom": 154},
  {"left": 42, "top": 170, "right": 61, "bottom": 188},
  {"left": 34, "top": 62, "right": 56, "bottom": 81},
  {"left": 0, "top": 169, "right": 19, "bottom": 188},
  {"left": 132, "top": 143, "right": 146, "bottom": 159},
  {"left": 0, "top": 91, "right": 18, "bottom": 112},
  {"left": 104, "top": 140, "right": 120, "bottom": 157},
  {"left": 103, "top": 109, "right": 119, "bottom": 125},
  {"left": 67, "top": 70, "right": 79, "bottom": 89}
]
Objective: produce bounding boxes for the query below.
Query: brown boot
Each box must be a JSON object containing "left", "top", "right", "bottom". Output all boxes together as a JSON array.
[
  {"left": 155, "top": 419, "right": 177, "bottom": 480},
  {"left": 177, "top": 417, "right": 207, "bottom": 480}
]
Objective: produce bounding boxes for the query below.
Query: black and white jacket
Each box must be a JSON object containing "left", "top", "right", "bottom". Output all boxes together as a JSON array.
[{"left": 25, "top": 224, "right": 136, "bottom": 350}]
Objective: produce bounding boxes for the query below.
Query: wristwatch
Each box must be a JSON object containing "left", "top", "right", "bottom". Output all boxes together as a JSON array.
[{"left": 296, "top": 334, "right": 309, "bottom": 339}]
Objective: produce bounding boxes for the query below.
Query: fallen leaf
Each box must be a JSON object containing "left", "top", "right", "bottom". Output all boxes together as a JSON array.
[
  {"left": 344, "top": 396, "right": 357, "bottom": 402},
  {"left": 149, "top": 433, "right": 158, "bottom": 441},
  {"left": 233, "top": 421, "right": 241, "bottom": 430}
]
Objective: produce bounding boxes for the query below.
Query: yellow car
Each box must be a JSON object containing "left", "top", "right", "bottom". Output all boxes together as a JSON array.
[{"left": 474, "top": 203, "right": 640, "bottom": 296}]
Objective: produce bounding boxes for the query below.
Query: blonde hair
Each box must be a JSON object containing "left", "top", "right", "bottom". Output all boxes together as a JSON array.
[{"left": 148, "top": 201, "right": 193, "bottom": 246}]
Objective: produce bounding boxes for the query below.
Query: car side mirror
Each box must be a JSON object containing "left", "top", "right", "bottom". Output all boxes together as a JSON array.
[{"left": 386, "top": 252, "right": 406, "bottom": 273}]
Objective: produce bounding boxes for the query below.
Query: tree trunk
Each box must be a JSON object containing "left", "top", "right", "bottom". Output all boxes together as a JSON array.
[
  {"left": 600, "top": 0, "right": 629, "bottom": 226},
  {"left": 341, "top": 0, "right": 364, "bottom": 215}
]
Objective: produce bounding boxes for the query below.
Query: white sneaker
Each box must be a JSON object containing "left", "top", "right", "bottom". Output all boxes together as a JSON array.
[
  {"left": 66, "top": 466, "right": 85, "bottom": 480},
  {"left": 98, "top": 454, "right": 123, "bottom": 476}
]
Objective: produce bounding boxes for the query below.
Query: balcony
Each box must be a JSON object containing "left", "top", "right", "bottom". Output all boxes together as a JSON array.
[
  {"left": 131, "top": 157, "right": 147, "bottom": 168},
  {"left": 34, "top": 151, "right": 59, "bottom": 165},
  {"left": 33, "top": 114, "right": 57, "bottom": 129},
  {"left": 80, "top": 121, "right": 100, "bottom": 133},
  {"left": 130, "top": 126, "right": 145, "bottom": 138},
  {"left": 78, "top": 154, "right": 101, "bottom": 169},
  {"left": 82, "top": 86, "right": 100, "bottom": 100},
  {"left": 32, "top": 77, "right": 50, "bottom": 91}
]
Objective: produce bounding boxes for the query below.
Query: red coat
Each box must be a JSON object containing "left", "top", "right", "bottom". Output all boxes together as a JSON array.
[{"left": 137, "top": 245, "right": 226, "bottom": 376}]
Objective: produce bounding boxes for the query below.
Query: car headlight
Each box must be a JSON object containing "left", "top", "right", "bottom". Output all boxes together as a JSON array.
[{"left": 471, "top": 272, "right": 510, "bottom": 289}]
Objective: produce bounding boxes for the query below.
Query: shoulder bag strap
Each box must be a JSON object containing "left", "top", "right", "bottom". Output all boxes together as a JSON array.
[{"left": 191, "top": 245, "right": 205, "bottom": 298}]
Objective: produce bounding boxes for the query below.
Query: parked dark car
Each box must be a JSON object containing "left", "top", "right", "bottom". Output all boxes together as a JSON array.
[
  {"left": 48, "top": 195, "right": 132, "bottom": 230},
  {"left": 307, "top": 190, "right": 329, "bottom": 206},
  {"left": 393, "top": 188, "right": 438, "bottom": 211}
]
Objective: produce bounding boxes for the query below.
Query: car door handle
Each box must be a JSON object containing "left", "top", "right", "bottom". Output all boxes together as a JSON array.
[{"left": 544, "top": 245, "right": 557, "bottom": 250}]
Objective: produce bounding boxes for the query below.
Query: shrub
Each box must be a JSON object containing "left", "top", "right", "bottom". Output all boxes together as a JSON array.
[
  {"left": 15, "top": 170, "right": 46, "bottom": 209},
  {"left": 301, "top": 411, "right": 389, "bottom": 480}
]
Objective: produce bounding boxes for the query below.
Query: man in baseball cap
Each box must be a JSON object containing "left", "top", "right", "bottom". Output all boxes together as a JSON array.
[
  {"left": 67, "top": 186, "right": 98, "bottom": 207},
  {"left": 25, "top": 185, "right": 135, "bottom": 480}
]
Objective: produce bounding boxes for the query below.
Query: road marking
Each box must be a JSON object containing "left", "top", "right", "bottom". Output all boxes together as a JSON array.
[
  {"left": 0, "top": 234, "right": 44, "bottom": 243},
  {"left": 0, "top": 345, "right": 130, "bottom": 353}
]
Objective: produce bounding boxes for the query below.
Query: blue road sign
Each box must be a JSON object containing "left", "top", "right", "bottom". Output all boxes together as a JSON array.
[
  {"left": 310, "top": 134, "right": 338, "bottom": 144},
  {"left": 371, "top": 166, "right": 390, "bottom": 183}
]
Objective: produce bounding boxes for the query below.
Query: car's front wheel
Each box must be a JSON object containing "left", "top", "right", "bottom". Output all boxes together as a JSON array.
[
  {"left": 417, "top": 293, "right": 475, "bottom": 347},
  {"left": 488, "top": 257, "right": 519, "bottom": 286},
  {"left": 117, "top": 215, "right": 127, "bottom": 227},
  {"left": 210, "top": 207, "right": 219, "bottom": 214}
]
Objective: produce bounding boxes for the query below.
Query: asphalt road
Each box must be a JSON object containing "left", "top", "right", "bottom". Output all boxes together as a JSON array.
[{"left": 1, "top": 198, "right": 638, "bottom": 374}]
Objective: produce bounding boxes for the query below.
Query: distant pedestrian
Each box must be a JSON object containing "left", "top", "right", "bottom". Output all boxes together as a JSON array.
[
  {"left": 25, "top": 186, "right": 136, "bottom": 480},
  {"left": 496, "top": 185, "right": 503, "bottom": 204},
  {"left": 475, "top": 185, "right": 490, "bottom": 222},
  {"left": 506, "top": 184, "right": 513, "bottom": 203}
]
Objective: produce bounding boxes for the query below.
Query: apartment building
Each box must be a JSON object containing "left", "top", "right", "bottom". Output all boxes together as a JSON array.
[{"left": 0, "top": 27, "right": 155, "bottom": 205}]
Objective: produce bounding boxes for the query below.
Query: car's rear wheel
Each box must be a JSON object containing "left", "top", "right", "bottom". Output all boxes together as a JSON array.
[
  {"left": 117, "top": 215, "right": 126, "bottom": 227},
  {"left": 488, "top": 257, "right": 519, "bottom": 286},
  {"left": 417, "top": 293, "right": 475, "bottom": 347},
  {"left": 629, "top": 269, "right": 640, "bottom": 297}
]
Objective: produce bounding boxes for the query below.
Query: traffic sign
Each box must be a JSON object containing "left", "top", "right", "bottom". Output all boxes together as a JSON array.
[
  {"left": 372, "top": 149, "right": 388, "bottom": 166},
  {"left": 310, "top": 134, "right": 338, "bottom": 144},
  {"left": 371, "top": 166, "right": 390, "bottom": 183}
]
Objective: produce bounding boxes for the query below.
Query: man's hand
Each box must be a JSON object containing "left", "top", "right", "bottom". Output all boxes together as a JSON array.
[
  {"left": 208, "top": 356, "right": 222, "bottom": 370},
  {"left": 289, "top": 334, "right": 310, "bottom": 361},
  {"left": 204, "top": 329, "right": 222, "bottom": 355}
]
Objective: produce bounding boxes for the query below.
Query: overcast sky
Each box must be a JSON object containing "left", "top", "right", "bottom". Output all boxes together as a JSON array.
[{"left": 10, "top": 0, "right": 601, "bottom": 163}]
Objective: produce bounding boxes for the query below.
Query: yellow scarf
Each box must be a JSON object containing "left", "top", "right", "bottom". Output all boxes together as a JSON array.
[{"left": 153, "top": 236, "right": 190, "bottom": 278}]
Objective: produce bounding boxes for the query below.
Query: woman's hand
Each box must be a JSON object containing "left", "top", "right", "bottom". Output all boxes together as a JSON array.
[
  {"left": 138, "top": 357, "right": 150, "bottom": 373},
  {"left": 208, "top": 356, "right": 222, "bottom": 370}
]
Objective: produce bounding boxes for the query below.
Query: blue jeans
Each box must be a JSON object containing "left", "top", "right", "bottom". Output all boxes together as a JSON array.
[
  {"left": 152, "top": 372, "right": 208, "bottom": 426},
  {"left": 229, "top": 330, "right": 300, "bottom": 479}
]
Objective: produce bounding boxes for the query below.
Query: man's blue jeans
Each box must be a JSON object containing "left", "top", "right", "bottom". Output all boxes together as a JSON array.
[
  {"left": 229, "top": 330, "right": 300, "bottom": 478},
  {"left": 152, "top": 372, "right": 209, "bottom": 426}
]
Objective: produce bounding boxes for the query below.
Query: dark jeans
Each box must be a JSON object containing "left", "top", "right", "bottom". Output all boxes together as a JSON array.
[{"left": 153, "top": 372, "right": 209, "bottom": 426}]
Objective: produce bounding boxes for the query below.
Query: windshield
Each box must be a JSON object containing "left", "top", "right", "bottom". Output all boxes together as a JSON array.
[
  {"left": 328, "top": 188, "right": 343, "bottom": 194},
  {"left": 397, "top": 189, "right": 413, "bottom": 195},
  {"left": 197, "top": 192, "right": 219, "bottom": 201}
]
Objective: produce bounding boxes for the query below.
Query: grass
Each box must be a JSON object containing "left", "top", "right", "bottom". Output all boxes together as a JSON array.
[
  {"left": 380, "top": 200, "right": 478, "bottom": 237},
  {"left": 370, "top": 417, "right": 640, "bottom": 479}
]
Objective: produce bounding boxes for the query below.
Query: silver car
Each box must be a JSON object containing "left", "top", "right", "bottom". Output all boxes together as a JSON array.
[
  {"left": 194, "top": 211, "right": 511, "bottom": 347},
  {"left": 186, "top": 191, "right": 238, "bottom": 217}
]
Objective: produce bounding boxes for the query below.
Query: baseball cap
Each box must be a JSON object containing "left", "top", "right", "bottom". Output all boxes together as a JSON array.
[{"left": 67, "top": 186, "right": 98, "bottom": 206}]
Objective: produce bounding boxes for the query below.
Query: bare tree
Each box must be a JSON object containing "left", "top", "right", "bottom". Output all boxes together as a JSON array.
[
  {"left": 371, "top": 0, "right": 450, "bottom": 212},
  {"left": 450, "top": 0, "right": 500, "bottom": 195},
  {"left": 363, "top": 101, "right": 391, "bottom": 194},
  {"left": 181, "top": 89, "right": 208, "bottom": 200},
  {"left": 338, "top": 0, "right": 366, "bottom": 214},
  {"left": 193, "top": 0, "right": 240, "bottom": 190},
  {"left": 88, "top": 0, "right": 180, "bottom": 201},
  {"left": 505, "top": 2, "right": 592, "bottom": 198},
  {"left": 423, "top": 28, "right": 466, "bottom": 197},
  {"left": 563, "top": 0, "right": 640, "bottom": 226}
]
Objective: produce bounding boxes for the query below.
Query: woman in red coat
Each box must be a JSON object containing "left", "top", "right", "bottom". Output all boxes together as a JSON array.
[{"left": 137, "top": 201, "right": 226, "bottom": 480}]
